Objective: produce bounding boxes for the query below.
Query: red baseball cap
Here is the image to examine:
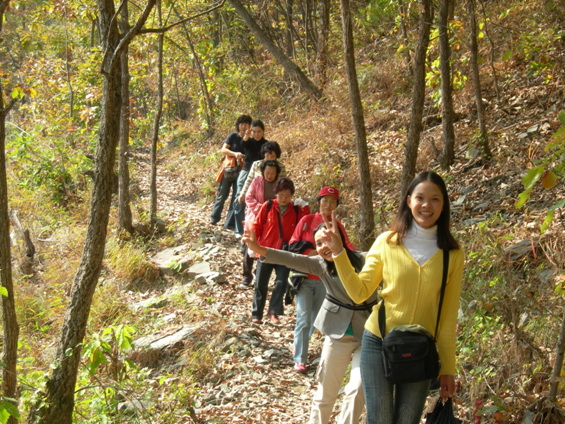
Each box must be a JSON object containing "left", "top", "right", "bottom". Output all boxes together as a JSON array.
[{"left": 317, "top": 186, "right": 339, "bottom": 201}]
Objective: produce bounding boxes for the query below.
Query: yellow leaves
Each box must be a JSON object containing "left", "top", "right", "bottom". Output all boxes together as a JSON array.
[{"left": 9, "top": 85, "right": 36, "bottom": 100}]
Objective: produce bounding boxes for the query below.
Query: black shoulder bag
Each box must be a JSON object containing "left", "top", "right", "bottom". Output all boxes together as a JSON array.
[{"left": 379, "top": 249, "right": 449, "bottom": 385}]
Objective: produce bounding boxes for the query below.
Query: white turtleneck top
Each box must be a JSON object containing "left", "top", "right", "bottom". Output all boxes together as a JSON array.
[{"left": 403, "top": 222, "right": 439, "bottom": 266}]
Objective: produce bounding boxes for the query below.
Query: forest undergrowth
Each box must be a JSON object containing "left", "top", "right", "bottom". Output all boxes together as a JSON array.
[{"left": 3, "top": 0, "right": 565, "bottom": 423}]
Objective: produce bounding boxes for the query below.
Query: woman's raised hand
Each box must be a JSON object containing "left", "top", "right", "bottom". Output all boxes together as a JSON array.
[
  {"left": 242, "top": 229, "right": 267, "bottom": 257},
  {"left": 320, "top": 211, "right": 345, "bottom": 255}
]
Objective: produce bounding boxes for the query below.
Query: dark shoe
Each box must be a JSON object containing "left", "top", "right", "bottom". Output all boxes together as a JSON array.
[
  {"left": 251, "top": 317, "right": 262, "bottom": 324},
  {"left": 240, "top": 280, "right": 251, "bottom": 287},
  {"left": 268, "top": 312, "right": 280, "bottom": 324}
]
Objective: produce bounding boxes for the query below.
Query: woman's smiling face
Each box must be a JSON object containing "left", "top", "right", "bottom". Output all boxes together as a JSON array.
[
  {"left": 314, "top": 230, "right": 334, "bottom": 262},
  {"left": 406, "top": 181, "right": 444, "bottom": 229}
]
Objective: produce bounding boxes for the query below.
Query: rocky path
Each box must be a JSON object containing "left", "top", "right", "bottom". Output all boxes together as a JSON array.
[{"left": 130, "top": 150, "right": 335, "bottom": 423}]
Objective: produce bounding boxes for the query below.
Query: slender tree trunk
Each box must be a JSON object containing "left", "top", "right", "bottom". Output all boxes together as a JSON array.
[
  {"left": 400, "top": 0, "right": 433, "bottom": 198},
  {"left": 1, "top": 6, "right": 20, "bottom": 423},
  {"left": 397, "top": 0, "right": 413, "bottom": 75},
  {"left": 228, "top": 0, "right": 323, "bottom": 100},
  {"left": 339, "top": 0, "right": 375, "bottom": 250},
  {"left": 439, "top": 0, "right": 455, "bottom": 168},
  {"left": 27, "top": 0, "right": 157, "bottom": 421},
  {"left": 64, "top": 8, "right": 74, "bottom": 118},
  {"left": 468, "top": 0, "right": 491, "bottom": 159},
  {"left": 285, "top": 0, "right": 294, "bottom": 58},
  {"left": 316, "top": 0, "right": 330, "bottom": 87},
  {"left": 548, "top": 307, "right": 565, "bottom": 402},
  {"left": 150, "top": 0, "right": 164, "bottom": 226},
  {"left": 172, "top": 5, "right": 215, "bottom": 134},
  {"left": 118, "top": 0, "right": 133, "bottom": 234},
  {"left": 478, "top": 0, "right": 500, "bottom": 102}
]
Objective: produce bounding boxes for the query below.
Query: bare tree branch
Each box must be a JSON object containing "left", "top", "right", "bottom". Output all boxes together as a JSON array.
[{"left": 138, "top": 0, "right": 226, "bottom": 34}]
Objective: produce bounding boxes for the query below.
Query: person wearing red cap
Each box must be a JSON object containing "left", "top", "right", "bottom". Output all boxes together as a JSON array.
[{"left": 288, "top": 186, "right": 355, "bottom": 373}]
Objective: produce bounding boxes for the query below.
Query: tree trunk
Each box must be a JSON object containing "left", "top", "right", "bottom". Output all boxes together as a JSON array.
[
  {"left": 172, "top": 4, "right": 215, "bottom": 134},
  {"left": 285, "top": 0, "right": 294, "bottom": 58},
  {"left": 118, "top": 0, "right": 134, "bottom": 234},
  {"left": 400, "top": 0, "right": 433, "bottom": 199},
  {"left": 228, "top": 0, "right": 323, "bottom": 100},
  {"left": 315, "top": 0, "right": 330, "bottom": 87},
  {"left": 438, "top": 0, "right": 455, "bottom": 168},
  {"left": 27, "top": 0, "right": 157, "bottom": 421},
  {"left": 149, "top": 0, "right": 164, "bottom": 227},
  {"left": 1, "top": 6, "right": 20, "bottom": 423},
  {"left": 468, "top": 0, "right": 491, "bottom": 159},
  {"left": 339, "top": 0, "right": 375, "bottom": 250},
  {"left": 397, "top": 0, "right": 413, "bottom": 76},
  {"left": 548, "top": 307, "right": 565, "bottom": 402}
]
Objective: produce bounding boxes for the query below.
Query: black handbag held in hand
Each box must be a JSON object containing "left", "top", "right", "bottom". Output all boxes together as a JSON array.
[{"left": 379, "top": 249, "right": 449, "bottom": 385}]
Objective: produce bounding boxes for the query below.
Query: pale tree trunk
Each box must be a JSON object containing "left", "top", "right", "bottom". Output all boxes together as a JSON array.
[
  {"left": 149, "top": 0, "right": 164, "bottom": 227},
  {"left": 400, "top": 0, "right": 433, "bottom": 198},
  {"left": 438, "top": 0, "right": 455, "bottom": 168},
  {"left": 315, "top": 0, "right": 330, "bottom": 87},
  {"left": 339, "top": 0, "right": 375, "bottom": 250},
  {"left": 118, "top": 0, "right": 134, "bottom": 234},
  {"left": 228, "top": 0, "right": 323, "bottom": 100},
  {"left": 468, "top": 0, "right": 491, "bottom": 159},
  {"left": 1, "top": 5, "right": 20, "bottom": 423},
  {"left": 27, "top": 0, "right": 157, "bottom": 422}
]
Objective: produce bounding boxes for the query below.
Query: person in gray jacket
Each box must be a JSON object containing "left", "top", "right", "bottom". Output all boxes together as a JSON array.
[{"left": 243, "top": 223, "right": 380, "bottom": 424}]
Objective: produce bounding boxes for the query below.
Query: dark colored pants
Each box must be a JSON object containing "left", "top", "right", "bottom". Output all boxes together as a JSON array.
[
  {"left": 252, "top": 261, "right": 289, "bottom": 320},
  {"left": 242, "top": 246, "right": 254, "bottom": 283},
  {"left": 210, "top": 176, "right": 237, "bottom": 226}
]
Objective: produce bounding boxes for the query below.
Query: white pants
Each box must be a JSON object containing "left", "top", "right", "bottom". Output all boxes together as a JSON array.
[{"left": 309, "top": 335, "right": 365, "bottom": 424}]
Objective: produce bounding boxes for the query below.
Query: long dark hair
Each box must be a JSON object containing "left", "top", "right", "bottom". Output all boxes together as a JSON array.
[
  {"left": 313, "top": 223, "right": 365, "bottom": 274},
  {"left": 388, "top": 171, "right": 460, "bottom": 250}
]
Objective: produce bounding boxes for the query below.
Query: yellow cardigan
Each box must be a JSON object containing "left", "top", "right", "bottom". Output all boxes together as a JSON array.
[{"left": 334, "top": 231, "right": 464, "bottom": 376}]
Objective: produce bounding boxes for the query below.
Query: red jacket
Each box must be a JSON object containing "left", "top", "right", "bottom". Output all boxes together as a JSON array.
[
  {"left": 289, "top": 212, "right": 355, "bottom": 280},
  {"left": 254, "top": 200, "right": 310, "bottom": 250}
]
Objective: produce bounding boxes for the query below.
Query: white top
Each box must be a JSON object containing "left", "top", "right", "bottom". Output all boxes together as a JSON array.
[{"left": 403, "top": 222, "right": 438, "bottom": 266}]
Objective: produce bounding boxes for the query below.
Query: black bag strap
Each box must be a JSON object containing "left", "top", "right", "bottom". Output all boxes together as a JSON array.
[
  {"left": 379, "top": 249, "right": 449, "bottom": 341},
  {"left": 325, "top": 293, "right": 376, "bottom": 311},
  {"left": 271, "top": 200, "right": 299, "bottom": 243}
]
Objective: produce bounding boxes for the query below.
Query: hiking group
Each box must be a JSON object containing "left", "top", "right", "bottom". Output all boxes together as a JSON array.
[{"left": 211, "top": 115, "right": 464, "bottom": 424}]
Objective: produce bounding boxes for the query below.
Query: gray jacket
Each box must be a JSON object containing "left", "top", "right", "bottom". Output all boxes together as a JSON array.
[{"left": 262, "top": 249, "right": 380, "bottom": 342}]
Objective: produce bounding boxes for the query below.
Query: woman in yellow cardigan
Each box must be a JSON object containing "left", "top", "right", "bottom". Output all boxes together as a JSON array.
[{"left": 319, "top": 171, "right": 464, "bottom": 424}]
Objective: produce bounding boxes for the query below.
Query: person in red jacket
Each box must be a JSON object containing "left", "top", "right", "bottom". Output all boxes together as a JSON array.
[
  {"left": 251, "top": 177, "right": 309, "bottom": 324},
  {"left": 288, "top": 186, "right": 355, "bottom": 373}
]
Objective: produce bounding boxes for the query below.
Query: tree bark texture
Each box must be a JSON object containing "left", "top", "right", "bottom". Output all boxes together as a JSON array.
[
  {"left": 0, "top": 138, "right": 19, "bottom": 422},
  {"left": 27, "top": 0, "right": 157, "bottom": 420},
  {"left": 228, "top": 0, "right": 323, "bottom": 100},
  {"left": 118, "top": 0, "right": 134, "bottom": 234},
  {"left": 438, "top": 0, "right": 455, "bottom": 168},
  {"left": 548, "top": 307, "right": 565, "bottom": 402},
  {"left": 468, "top": 0, "right": 491, "bottom": 159},
  {"left": 397, "top": 0, "right": 413, "bottom": 76},
  {"left": 1, "top": 4, "right": 20, "bottom": 419},
  {"left": 339, "top": 0, "right": 375, "bottom": 250},
  {"left": 150, "top": 0, "right": 164, "bottom": 226},
  {"left": 315, "top": 0, "right": 330, "bottom": 87},
  {"left": 400, "top": 0, "right": 433, "bottom": 199},
  {"left": 285, "top": 0, "right": 294, "bottom": 58}
]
